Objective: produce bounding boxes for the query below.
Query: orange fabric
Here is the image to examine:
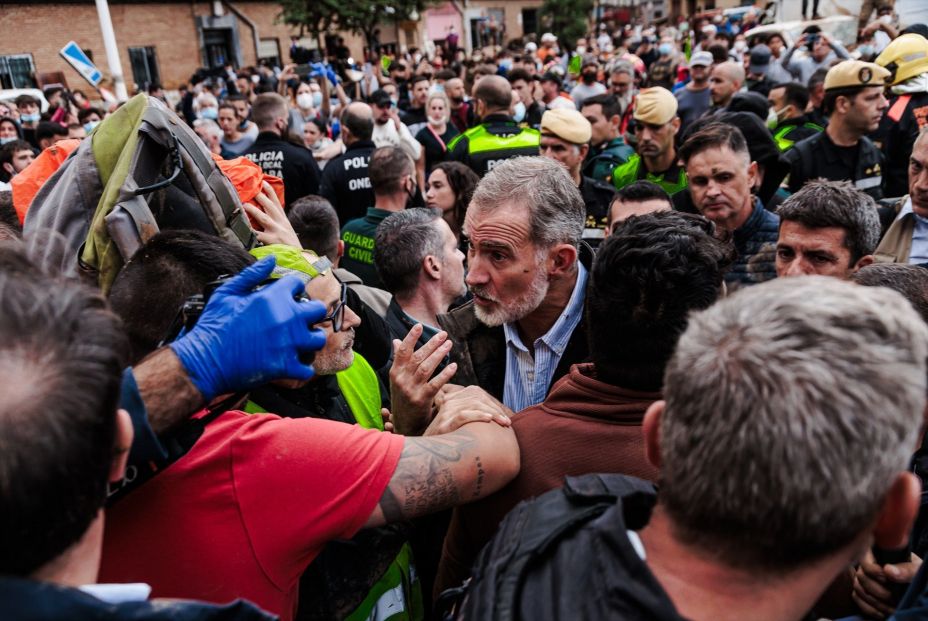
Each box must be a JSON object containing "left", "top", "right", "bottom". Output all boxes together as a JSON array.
[
  {"left": 11, "top": 139, "right": 81, "bottom": 224},
  {"left": 888, "top": 94, "right": 912, "bottom": 123},
  {"left": 211, "top": 154, "right": 285, "bottom": 206}
]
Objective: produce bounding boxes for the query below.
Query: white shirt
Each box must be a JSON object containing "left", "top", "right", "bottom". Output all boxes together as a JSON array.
[{"left": 372, "top": 120, "right": 421, "bottom": 161}]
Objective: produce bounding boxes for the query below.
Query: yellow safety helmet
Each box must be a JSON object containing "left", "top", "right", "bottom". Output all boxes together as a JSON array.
[{"left": 875, "top": 33, "right": 928, "bottom": 86}]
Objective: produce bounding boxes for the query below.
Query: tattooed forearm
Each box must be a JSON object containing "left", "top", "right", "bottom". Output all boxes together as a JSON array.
[
  {"left": 473, "top": 456, "right": 485, "bottom": 499},
  {"left": 378, "top": 431, "right": 476, "bottom": 523}
]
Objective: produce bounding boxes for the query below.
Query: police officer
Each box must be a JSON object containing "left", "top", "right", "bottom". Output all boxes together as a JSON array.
[
  {"left": 875, "top": 34, "right": 928, "bottom": 197},
  {"left": 612, "top": 87, "right": 688, "bottom": 196},
  {"left": 539, "top": 108, "right": 617, "bottom": 246},
  {"left": 319, "top": 102, "right": 376, "bottom": 226},
  {"left": 785, "top": 60, "right": 890, "bottom": 201},
  {"left": 243, "top": 93, "right": 321, "bottom": 208},
  {"left": 446, "top": 75, "right": 540, "bottom": 177},
  {"left": 767, "top": 82, "right": 824, "bottom": 152}
]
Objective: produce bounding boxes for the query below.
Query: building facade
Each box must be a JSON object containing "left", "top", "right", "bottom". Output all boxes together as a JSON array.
[{"left": 0, "top": 0, "right": 542, "bottom": 93}]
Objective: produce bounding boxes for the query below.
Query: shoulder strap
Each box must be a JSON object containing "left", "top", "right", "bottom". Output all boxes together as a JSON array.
[{"left": 105, "top": 392, "right": 245, "bottom": 505}]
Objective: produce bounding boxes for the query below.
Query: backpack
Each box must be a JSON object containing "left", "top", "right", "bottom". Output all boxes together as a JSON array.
[
  {"left": 438, "top": 474, "right": 656, "bottom": 621},
  {"left": 23, "top": 94, "right": 255, "bottom": 292}
]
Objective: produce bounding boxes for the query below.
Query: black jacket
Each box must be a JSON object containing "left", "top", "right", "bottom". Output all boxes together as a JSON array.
[
  {"left": 319, "top": 140, "right": 376, "bottom": 226},
  {"left": 578, "top": 175, "right": 617, "bottom": 246},
  {"left": 437, "top": 243, "right": 594, "bottom": 401},
  {"left": 243, "top": 132, "right": 320, "bottom": 207},
  {"left": 785, "top": 130, "right": 885, "bottom": 200},
  {"left": 458, "top": 474, "right": 683, "bottom": 621},
  {"left": 875, "top": 91, "right": 928, "bottom": 198},
  {"left": 0, "top": 577, "right": 274, "bottom": 621}
]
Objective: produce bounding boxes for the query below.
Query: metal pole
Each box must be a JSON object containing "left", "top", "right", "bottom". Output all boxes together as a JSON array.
[{"left": 95, "top": 0, "right": 129, "bottom": 101}]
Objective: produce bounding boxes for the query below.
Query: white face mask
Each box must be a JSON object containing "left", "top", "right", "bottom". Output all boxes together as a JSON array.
[
  {"left": 296, "top": 93, "right": 314, "bottom": 109},
  {"left": 513, "top": 101, "right": 526, "bottom": 123},
  {"left": 766, "top": 107, "right": 780, "bottom": 130},
  {"left": 734, "top": 40, "right": 747, "bottom": 52}
]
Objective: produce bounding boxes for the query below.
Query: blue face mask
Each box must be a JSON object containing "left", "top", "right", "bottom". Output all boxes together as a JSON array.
[
  {"left": 200, "top": 107, "right": 219, "bottom": 120},
  {"left": 857, "top": 45, "right": 875, "bottom": 58},
  {"left": 312, "top": 92, "right": 323, "bottom": 108},
  {"left": 659, "top": 43, "right": 673, "bottom": 56},
  {"left": 21, "top": 113, "right": 40, "bottom": 124},
  {"left": 0, "top": 136, "right": 16, "bottom": 145},
  {"left": 513, "top": 101, "right": 527, "bottom": 123},
  {"left": 83, "top": 120, "right": 100, "bottom": 133}
]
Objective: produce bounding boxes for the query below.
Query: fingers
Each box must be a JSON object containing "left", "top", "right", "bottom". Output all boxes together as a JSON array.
[
  {"left": 258, "top": 181, "right": 284, "bottom": 214},
  {"left": 885, "top": 554, "right": 922, "bottom": 584},
  {"left": 243, "top": 202, "right": 271, "bottom": 230},
  {"left": 409, "top": 329, "right": 450, "bottom": 368},
  {"left": 426, "top": 360, "right": 458, "bottom": 391},
  {"left": 393, "top": 324, "right": 424, "bottom": 364},
  {"left": 218, "top": 256, "right": 275, "bottom": 295},
  {"left": 415, "top": 339, "right": 453, "bottom": 383},
  {"left": 858, "top": 568, "right": 894, "bottom": 602}
]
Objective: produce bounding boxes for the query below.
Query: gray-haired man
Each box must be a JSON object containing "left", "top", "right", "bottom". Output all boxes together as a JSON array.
[{"left": 438, "top": 156, "right": 592, "bottom": 413}]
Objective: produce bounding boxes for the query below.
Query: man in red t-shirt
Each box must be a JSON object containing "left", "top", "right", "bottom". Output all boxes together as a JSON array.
[{"left": 100, "top": 238, "right": 520, "bottom": 620}]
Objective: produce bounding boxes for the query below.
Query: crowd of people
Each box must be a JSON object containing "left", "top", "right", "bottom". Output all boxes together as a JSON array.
[{"left": 4, "top": 3, "right": 928, "bottom": 621}]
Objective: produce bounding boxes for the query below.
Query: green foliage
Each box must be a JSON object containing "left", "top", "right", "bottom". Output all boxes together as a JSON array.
[
  {"left": 278, "top": 0, "right": 437, "bottom": 40},
  {"left": 540, "top": 0, "right": 594, "bottom": 50}
]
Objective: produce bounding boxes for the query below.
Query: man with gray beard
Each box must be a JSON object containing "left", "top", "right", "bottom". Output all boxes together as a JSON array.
[{"left": 436, "top": 156, "right": 592, "bottom": 411}]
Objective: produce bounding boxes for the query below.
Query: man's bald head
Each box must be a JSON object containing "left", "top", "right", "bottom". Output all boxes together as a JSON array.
[
  {"left": 709, "top": 61, "right": 746, "bottom": 107},
  {"left": 341, "top": 102, "right": 374, "bottom": 143},
  {"left": 714, "top": 61, "right": 745, "bottom": 86},
  {"left": 475, "top": 75, "right": 513, "bottom": 112}
]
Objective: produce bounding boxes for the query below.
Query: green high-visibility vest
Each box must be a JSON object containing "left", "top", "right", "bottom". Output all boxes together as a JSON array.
[{"left": 612, "top": 154, "right": 688, "bottom": 196}]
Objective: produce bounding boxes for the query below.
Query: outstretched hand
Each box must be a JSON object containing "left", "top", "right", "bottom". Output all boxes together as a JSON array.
[
  {"left": 170, "top": 257, "right": 327, "bottom": 401},
  {"left": 389, "top": 324, "right": 458, "bottom": 435}
]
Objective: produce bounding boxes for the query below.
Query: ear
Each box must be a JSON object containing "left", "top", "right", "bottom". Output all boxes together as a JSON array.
[
  {"left": 609, "top": 114, "right": 622, "bottom": 130},
  {"left": 643, "top": 400, "right": 664, "bottom": 469},
  {"left": 872, "top": 471, "right": 921, "bottom": 550},
  {"left": 579, "top": 144, "right": 590, "bottom": 160},
  {"left": 547, "top": 243, "right": 578, "bottom": 276},
  {"left": 1, "top": 162, "right": 13, "bottom": 177},
  {"left": 852, "top": 254, "right": 874, "bottom": 272},
  {"left": 110, "top": 408, "right": 135, "bottom": 483},
  {"left": 337, "top": 239, "right": 345, "bottom": 260},
  {"left": 423, "top": 253, "right": 442, "bottom": 280},
  {"left": 747, "top": 160, "right": 758, "bottom": 190},
  {"left": 671, "top": 116, "right": 681, "bottom": 136}
]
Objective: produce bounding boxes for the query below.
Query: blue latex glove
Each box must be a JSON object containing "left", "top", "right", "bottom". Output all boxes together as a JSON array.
[
  {"left": 325, "top": 67, "right": 339, "bottom": 86},
  {"left": 170, "top": 257, "right": 327, "bottom": 401}
]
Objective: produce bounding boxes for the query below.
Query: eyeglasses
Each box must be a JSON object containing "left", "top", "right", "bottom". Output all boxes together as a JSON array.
[{"left": 314, "top": 281, "right": 348, "bottom": 332}]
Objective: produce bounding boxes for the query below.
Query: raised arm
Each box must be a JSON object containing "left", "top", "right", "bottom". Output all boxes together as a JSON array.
[{"left": 364, "top": 421, "right": 520, "bottom": 528}]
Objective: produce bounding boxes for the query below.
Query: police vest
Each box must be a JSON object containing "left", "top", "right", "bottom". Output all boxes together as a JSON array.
[{"left": 447, "top": 118, "right": 540, "bottom": 176}]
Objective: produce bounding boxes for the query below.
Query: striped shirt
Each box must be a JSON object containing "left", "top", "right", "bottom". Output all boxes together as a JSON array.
[{"left": 502, "top": 264, "right": 589, "bottom": 412}]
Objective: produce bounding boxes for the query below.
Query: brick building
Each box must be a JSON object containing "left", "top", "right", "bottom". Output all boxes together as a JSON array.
[{"left": 0, "top": 0, "right": 542, "bottom": 93}]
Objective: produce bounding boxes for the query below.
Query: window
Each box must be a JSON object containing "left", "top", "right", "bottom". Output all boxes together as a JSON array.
[
  {"left": 258, "top": 38, "right": 281, "bottom": 68},
  {"left": 521, "top": 9, "right": 538, "bottom": 37},
  {"left": 0, "top": 54, "right": 37, "bottom": 89},
  {"left": 128, "top": 46, "right": 160, "bottom": 89}
]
